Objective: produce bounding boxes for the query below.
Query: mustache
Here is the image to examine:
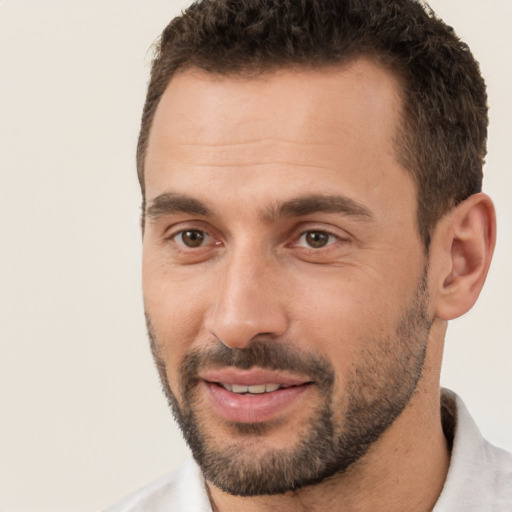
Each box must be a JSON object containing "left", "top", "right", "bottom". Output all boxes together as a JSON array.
[{"left": 179, "top": 340, "right": 335, "bottom": 393}]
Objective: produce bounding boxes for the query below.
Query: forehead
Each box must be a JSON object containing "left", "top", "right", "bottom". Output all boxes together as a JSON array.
[{"left": 144, "top": 59, "right": 415, "bottom": 223}]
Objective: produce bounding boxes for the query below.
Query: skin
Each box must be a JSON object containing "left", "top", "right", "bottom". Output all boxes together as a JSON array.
[{"left": 141, "top": 58, "right": 496, "bottom": 511}]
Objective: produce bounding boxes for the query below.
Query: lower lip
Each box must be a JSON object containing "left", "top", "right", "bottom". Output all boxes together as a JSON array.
[{"left": 203, "top": 381, "right": 311, "bottom": 424}]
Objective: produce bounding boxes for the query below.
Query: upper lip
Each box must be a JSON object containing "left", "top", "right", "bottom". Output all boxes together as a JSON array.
[{"left": 200, "top": 368, "right": 312, "bottom": 387}]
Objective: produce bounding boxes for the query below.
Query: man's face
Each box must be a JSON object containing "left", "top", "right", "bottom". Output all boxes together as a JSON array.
[{"left": 142, "top": 60, "right": 433, "bottom": 495}]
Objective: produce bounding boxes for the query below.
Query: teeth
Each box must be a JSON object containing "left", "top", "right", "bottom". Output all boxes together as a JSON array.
[
  {"left": 221, "top": 383, "right": 281, "bottom": 394},
  {"left": 247, "top": 384, "right": 266, "bottom": 394}
]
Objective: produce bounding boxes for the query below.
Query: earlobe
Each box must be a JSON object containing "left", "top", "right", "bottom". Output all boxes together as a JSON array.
[{"left": 434, "top": 193, "right": 496, "bottom": 321}]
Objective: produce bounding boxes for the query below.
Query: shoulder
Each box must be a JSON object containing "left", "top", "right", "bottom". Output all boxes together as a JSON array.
[
  {"left": 434, "top": 389, "right": 512, "bottom": 511},
  {"left": 103, "top": 458, "right": 212, "bottom": 512}
]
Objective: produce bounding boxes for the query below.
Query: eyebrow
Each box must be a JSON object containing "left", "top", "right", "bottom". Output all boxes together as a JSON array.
[
  {"left": 145, "top": 192, "right": 374, "bottom": 223},
  {"left": 146, "top": 193, "right": 212, "bottom": 220},
  {"left": 264, "top": 194, "right": 374, "bottom": 221}
]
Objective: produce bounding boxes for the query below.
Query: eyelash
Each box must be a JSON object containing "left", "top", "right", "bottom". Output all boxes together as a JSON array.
[
  {"left": 292, "top": 230, "right": 341, "bottom": 250},
  {"left": 167, "top": 227, "right": 344, "bottom": 253},
  {"left": 171, "top": 229, "right": 216, "bottom": 248}
]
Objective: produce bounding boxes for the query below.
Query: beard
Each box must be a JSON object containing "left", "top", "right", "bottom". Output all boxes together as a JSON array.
[{"left": 146, "top": 267, "right": 432, "bottom": 497}]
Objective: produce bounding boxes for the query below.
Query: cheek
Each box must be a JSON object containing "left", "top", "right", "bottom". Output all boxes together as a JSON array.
[
  {"left": 288, "top": 270, "right": 411, "bottom": 363},
  {"left": 143, "top": 260, "right": 211, "bottom": 388},
  {"left": 143, "top": 245, "right": 210, "bottom": 328}
]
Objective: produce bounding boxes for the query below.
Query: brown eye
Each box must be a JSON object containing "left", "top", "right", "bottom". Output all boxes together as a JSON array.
[
  {"left": 302, "top": 231, "right": 332, "bottom": 248},
  {"left": 176, "top": 230, "right": 207, "bottom": 248}
]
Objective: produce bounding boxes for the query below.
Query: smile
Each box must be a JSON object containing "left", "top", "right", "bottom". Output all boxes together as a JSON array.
[
  {"left": 199, "top": 370, "right": 313, "bottom": 423},
  {"left": 220, "top": 383, "right": 292, "bottom": 394}
]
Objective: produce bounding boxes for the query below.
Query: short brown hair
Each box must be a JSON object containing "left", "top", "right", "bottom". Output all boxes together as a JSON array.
[{"left": 137, "top": 0, "right": 487, "bottom": 247}]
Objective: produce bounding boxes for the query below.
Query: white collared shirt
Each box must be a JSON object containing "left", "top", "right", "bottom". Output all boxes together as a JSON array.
[{"left": 105, "top": 390, "right": 512, "bottom": 512}]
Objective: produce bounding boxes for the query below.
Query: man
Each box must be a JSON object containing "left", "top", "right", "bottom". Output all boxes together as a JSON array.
[{"left": 107, "top": 0, "right": 512, "bottom": 510}]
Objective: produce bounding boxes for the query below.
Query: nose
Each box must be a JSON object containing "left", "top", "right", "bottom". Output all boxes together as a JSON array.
[{"left": 204, "top": 245, "right": 289, "bottom": 349}]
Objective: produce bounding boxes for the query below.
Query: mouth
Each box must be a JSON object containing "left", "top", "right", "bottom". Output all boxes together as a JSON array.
[
  {"left": 199, "top": 369, "right": 313, "bottom": 424},
  {"left": 218, "top": 382, "right": 301, "bottom": 394}
]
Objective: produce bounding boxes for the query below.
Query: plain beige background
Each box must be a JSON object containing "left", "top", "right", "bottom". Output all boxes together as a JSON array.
[{"left": 0, "top": 1, "right": 511, "bottom": 511}]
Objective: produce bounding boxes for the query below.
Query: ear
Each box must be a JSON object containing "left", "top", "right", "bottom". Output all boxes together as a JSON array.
[{"left": 433, "top": 193, "right": 496, "bottom": 321}]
